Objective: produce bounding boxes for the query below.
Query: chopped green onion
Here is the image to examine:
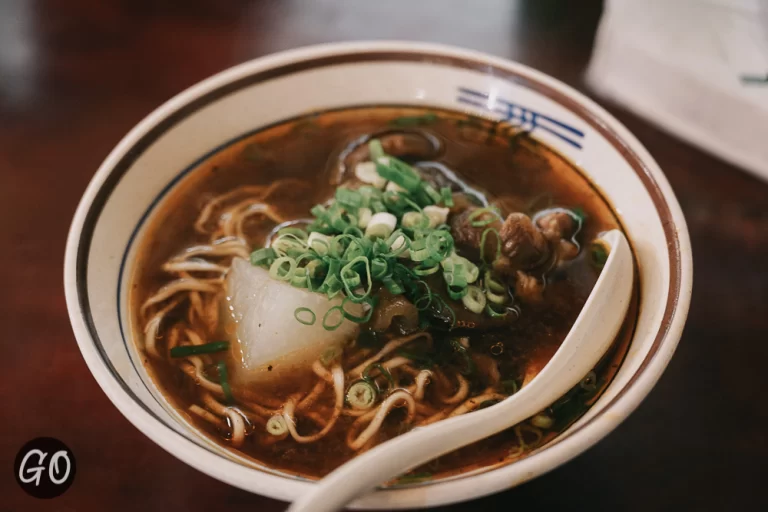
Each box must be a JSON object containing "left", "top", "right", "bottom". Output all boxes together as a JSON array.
[
  {"left": 370, "top": 256, "right": 389, "bottom": 279},
  {"left": 169, "top": 341, "right": 229, "bottom": 358},
  {"left": 340, "top": 297, "right": 375, "bottom": 323},
  {"left": 322, "top": 306, "right": 345, "bottom": 331},
  {"left": 447, "top": 284, "right": 468, "bottom": 300},
  {"left": 272, "top": 233, "right": 307, "bottom": 257},
  {"left": 462, "top": 285, "right": 486, "bottom": 313},
  {"left": 590, "top": 242, "right": 608, "bottom": 270},
  {"left": 269, "top": 256, "right": 297, "bottom": 281},
  {"left": 440, "top": 187, "right": 454, "bottom": 207},
  {"left": 250, "top": 247, "right": 276, "bottom": 266},
  {"left": 484, "top": 271, "right": 507, "bottom": 305},
  {"left": 335, "top": 187, "right": 364, "bottom": 210},
  {"left": 368, "top": 139, "right": 385, "bottom": 161},
  {"left": 421, "top": 182, "right": 442, "bottom": 204},
  {"left": 572, "top": 206, "right": 587, "bottom": 223},
  {"left": 480, "top": 227, "right": 501, "bottom": 263},
  {"left": 294, "top": 307, "right": 316, "bottom": 325},
  {"left": 468, "top": 207, "right": 501, "bottom": 227},
  {"left": 217, "top": 362, "right": 234, "bottom": 404},
  {"left": 485, "top": 303, "right": 509, "bottom": 318},
  {"left": 290, "top": 267, "right": 309, "bottom": 288},
  {"left": 277, "top": 227, "right": 308, "bottom": 240},
  {"left": 255, "top": 129, "right": 511, "bottom": 328},
  {"left": 486, "top": 288, "right": 506, "bottom": 305},
  {"left": 376, "top": 157, "right": 422, "bottom": 192},
  {"left": 408, "top": 238, "right": 431, "bottom": 262},
  {"left": 362, "top": 363, "right": 396, "bottom": 389},
  {"left": 412, "top": 263, "right": 439, "bottom": 276},
  {"left": 385, "top": 230, "right": 411, "bottom": 257},
  {"left": 426, "top": 230, "right": 454, "bottom": 262},
  {"left": 401, "top": 211, "right": 429, "bottom": 230},
  {"left": 357, "top": 207, "right": 373, "bottom": 228},
  {"left": 485, "top": 269, "right": 506, "bottom": 293},
  {"left": 266, "top": 415, "right": 288, "bottom": 436},
  {"left": 310, "top": 204, "right": 328, "bottom": 220},
  {"left": 441, "top": 252, "right": 479, "bottom": 285},
  {"left": 382, "top": 275, "right": 405, "bottom": 295},
  {"left": 531, "top": 413, "right": 554, "bottom": 429},
  {"left": 346, "top": 380, "right": 378, "bottom": 409},
  {"left": 306, "top": 259, "right": 327, "bottom": 279},
  {"left": 341, "top": 256, "right": 371, "bottom": 302}
]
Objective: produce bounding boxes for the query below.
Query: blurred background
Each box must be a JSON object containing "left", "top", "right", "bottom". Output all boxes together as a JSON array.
[{"left": 2, "top": 0, "right": 766, "bottom": 510}]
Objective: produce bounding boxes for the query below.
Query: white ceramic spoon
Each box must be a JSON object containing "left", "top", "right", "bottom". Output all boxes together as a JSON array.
[{"left": 287, "top": 229, "right": 633, "bottom": 512}]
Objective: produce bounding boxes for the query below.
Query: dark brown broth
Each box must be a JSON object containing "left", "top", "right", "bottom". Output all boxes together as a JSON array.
[{"left": 131, "top": 107, "right": 635, "bottom": 481}]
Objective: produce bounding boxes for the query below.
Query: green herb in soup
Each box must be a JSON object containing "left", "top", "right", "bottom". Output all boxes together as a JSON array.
[{"left": 131, "top": 107, "right": 637, "bottom": 481}]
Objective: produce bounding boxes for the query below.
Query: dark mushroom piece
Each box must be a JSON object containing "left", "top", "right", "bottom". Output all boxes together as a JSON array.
[
  {"left": 535, "top": 209, "right": 581, "bottom": 263},
  {"left": 536, "top": 210, "right": 577, "bottom": 242},
  {"left": 369, "top": 289, "right": 420, "bottom": 334},
  {"left": 449, "top": 207, "right": 504, "bottom": 262},
  {"left": 492, "top": 213, "right": 551, "bottom": 276}
]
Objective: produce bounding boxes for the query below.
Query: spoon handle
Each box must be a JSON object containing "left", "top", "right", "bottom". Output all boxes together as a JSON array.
[{"left": 287, "top": 401, "right": 526, "bottom": 512}]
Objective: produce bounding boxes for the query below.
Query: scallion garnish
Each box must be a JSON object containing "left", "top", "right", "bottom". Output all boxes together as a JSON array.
[
  {"left": 485, "top": 303, "right": 509, "bottom": 318},
  {"left": 340, "top": 296, "right": 375, "bottom": 323},
  {"left": 269, "top": 256, "right": 297, "bottom": 281},
  {"left": 362, "top": 363, "right": 396, "bottom": 389},
  {"left": 250, "top": 247, "right": 276, "bottom": 266},
  {"left": 249, "top": 135, "right": 510, "bottom": 328},
  {"left": 590, "top": 242, "right": 608, "bottom": 270},
  {"left": 468, "top": 206, "right": 501, "bottom": 227},
  {"left": 294, "top": 307, "right": 316, "bottom": 325},
  {"left": 440, "top": 187, "right": 454, "bottom": 207},
  {"left": 322, "top": 305, "right": 346, "bottom": 331},
  {"left": 217, "top": 361, "right": 234, "bottom": 404},
  {"left": 346, "top": 380, "right": 378, "bottom": 410},
  {"left": 169, "top": 341, "right": 229, "bottom": 358},
  {"left": 462, "top": 285, "right": 487, "bottom": 314}
]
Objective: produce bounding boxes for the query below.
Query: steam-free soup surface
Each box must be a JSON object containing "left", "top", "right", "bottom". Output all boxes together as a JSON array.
[{"left": 132, "top": 107, "right": 635, "bottom": 482}]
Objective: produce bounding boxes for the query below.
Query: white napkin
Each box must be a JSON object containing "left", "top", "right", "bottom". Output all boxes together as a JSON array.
[{"left": 586, "top": 0, "right": 768, "bottom": 182}]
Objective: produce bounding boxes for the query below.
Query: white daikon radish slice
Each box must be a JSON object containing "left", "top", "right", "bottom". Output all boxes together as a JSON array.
[{"left": 225, "top": 258, "right": 362, "bottom": 383}]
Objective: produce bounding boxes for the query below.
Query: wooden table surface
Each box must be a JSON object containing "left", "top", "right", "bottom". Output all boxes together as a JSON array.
[{"left": 3, "top": 1, "right": 767, "bottom": 510}]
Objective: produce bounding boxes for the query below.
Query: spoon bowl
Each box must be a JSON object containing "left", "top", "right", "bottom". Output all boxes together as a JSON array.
[{"left": 288, "top": 229, "right": 633, "bottom": 512}]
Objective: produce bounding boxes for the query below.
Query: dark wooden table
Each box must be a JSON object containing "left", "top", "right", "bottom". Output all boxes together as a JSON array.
[{"left": 3, "top": 1, "right": 767, "bottom": 510}]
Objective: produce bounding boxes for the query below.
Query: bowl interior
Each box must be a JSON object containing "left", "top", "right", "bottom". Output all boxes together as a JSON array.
[{"left": 65, "top": 42, "right": 688, "bottom": 509}]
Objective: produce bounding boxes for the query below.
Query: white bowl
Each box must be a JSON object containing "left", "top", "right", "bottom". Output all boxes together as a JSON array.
[{"left": 64, "top": 41, "right": 692, "bottom": 509}]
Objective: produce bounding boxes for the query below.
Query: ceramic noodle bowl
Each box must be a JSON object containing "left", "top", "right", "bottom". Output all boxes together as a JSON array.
[{"left": 64, "top": 42, "right": 692, "bottom": 509}]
